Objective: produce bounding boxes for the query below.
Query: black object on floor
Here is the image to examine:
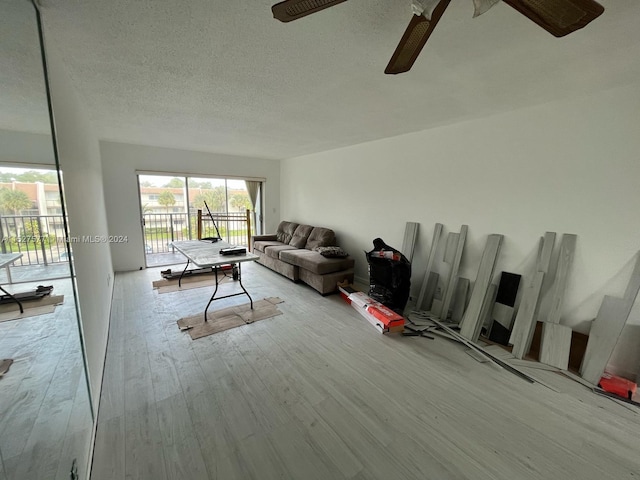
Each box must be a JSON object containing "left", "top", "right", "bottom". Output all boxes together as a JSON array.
[
  {"left": 0, "top": 285, "right": 53, "bottom": 303},
  {"left": 161, "top": 266, "right": 219, "bottom": 280},
  {"left": 366, "top": 238, "right": 411, "bottom": 314}
]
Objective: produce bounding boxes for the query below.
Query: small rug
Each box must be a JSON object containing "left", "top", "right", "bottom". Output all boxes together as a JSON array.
[
  {"left": 0, "top": 295, "right": 64, "bottom": 323},
  {"left": 0, "top": 359, "right": 13, "bottom": 378},
  {"left": 177, "top": 297, "right": 284, "bottom": 340},
  {"left": 152, "top": 272, "right": 232, "bottom": 294}
]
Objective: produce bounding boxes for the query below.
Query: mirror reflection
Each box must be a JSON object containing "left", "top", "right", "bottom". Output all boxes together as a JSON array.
[{"left": 0, "top": 1, "right": 94, "bottom": 479}]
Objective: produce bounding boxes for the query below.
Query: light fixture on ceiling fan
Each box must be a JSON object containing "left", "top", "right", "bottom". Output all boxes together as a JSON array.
[{"left": 271, "top": 0, "right": 605, "bottom": 74}]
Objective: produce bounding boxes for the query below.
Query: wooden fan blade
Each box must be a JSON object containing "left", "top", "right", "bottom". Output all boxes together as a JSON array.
[
  {"left": 384, "top": 0, "right": 451, "bottom": 75},
  {"left": 272, "top": 0, "right": 348, "bottom": 23},
  {"left": 503, "top": 0, "right": 605, "bottom": 37}
]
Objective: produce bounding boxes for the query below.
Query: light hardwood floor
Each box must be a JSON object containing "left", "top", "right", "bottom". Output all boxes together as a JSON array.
[
  {"left": 0, "top": 279, "right": 93, "bottom": 480},
  {"left": 92, "top": 264, "right": 640, "bottom": 479}
]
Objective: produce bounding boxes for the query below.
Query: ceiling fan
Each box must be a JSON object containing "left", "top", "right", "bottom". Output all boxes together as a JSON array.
[{"left": 271, "top": 0, "right": 605, "bottom": 74}]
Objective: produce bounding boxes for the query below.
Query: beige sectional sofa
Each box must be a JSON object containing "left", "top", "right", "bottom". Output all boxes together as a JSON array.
[{"left": 252, "top": 221, "right": 354, "bottom": 295}]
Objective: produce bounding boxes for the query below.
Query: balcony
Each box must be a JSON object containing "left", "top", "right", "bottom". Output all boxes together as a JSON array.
[
  {"left": 0, "top": 214, "right": 72, "bottom": 283},
  {"left": 0, "top": 210, "right": 256, "bottom": 279},
  {"left": 143, "top": 210, "right": 254, "bottom": 266}
]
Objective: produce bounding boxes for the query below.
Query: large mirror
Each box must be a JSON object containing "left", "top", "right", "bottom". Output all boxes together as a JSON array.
[{"left": 0, "top": 1, "right": 94, "bottom": 479}]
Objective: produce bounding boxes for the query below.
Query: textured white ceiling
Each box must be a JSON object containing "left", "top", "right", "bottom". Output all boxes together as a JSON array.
[{"left": 2, "top": 0, "right": 639, "bottom": 159}]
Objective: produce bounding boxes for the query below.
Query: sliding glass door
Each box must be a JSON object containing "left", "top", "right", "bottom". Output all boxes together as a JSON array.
[
  {"left": 138, "top": 174, "right": 262, "bottom": 267},
  {"left": 187, "top": 176, "right": 255, "bottom": 245}
]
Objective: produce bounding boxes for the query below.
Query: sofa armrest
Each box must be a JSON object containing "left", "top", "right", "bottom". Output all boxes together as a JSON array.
[{"left": 252, "top": 234, "right": 278, "bottom": 241}]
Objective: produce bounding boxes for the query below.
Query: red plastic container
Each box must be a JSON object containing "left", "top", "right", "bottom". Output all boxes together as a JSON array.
[{"left": 599, "top": 372, "right": 637, "bottom": 400}]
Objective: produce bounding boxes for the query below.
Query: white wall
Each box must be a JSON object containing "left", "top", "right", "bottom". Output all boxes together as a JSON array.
[
  {"left": 100, "top": 141, "right": 281, "bottom": 271},
  {"left": 281, "top": 82, "right": 640, "bottom": 344},
  {"left": 0, "top": 129, "right": 55, "bottom": 166},
  {"left": 47, "top": 48, "right": 114, "bottom": 409}
]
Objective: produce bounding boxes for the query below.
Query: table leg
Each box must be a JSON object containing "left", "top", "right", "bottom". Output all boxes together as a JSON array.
[
  {"left": 236, "top": 263, "right": 253, "bottom": 310},
  {"left": 203, "top": 265, "right": 221, "bottom": 322},
  {"left": 0, "top": 285, "right": 23, "bottom": 313},
  {"left": 202, "top": 263, "right": 254, "bottom": 322},
  {"left": 178, "top": 259, "right": 191, "bottom": 287}
]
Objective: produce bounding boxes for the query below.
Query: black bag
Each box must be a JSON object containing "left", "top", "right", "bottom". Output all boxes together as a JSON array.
[{"left": 366, "top": 238, "right": 411, "bottom": 314}]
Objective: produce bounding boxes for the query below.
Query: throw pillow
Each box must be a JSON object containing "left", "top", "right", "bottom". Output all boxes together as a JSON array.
[{"left": 313, "top": 246, "right": 349, "bottom": 258}]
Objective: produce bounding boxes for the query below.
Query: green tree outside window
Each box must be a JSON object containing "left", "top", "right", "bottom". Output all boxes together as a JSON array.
[{"left": 158, "top": 190, "right": 176, "bottom": 213}]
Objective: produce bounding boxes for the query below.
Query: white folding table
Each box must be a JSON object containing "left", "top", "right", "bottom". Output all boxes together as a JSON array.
[{"left": 170, "top": 240, "right": 259, "bottom": 321}]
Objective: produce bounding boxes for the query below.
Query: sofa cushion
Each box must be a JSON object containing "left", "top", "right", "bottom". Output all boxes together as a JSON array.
[
  {"left": 265, "top": 244, "right": 298, "bottom": 259},
  {"left": 289, "top": 224, "right": 314, "bottom": 248},
  {"left": 299, "top": 267, "right": 354, "bottom": 295},
  {"left": 280, "top": 249, "right": 354, "bottom": 275},
  {"left": 276, "top": 221, "right": 299, "bottom": 244},
  {"left": 252, "top": 234, "right": 277, "bottom": 242},
  {"left": 255, "top": 251, "right": 299, "bottom": 281},
  {"left": 305, "top": 227, "right": 336, "bottom": 250},
  {"left": 253, "top": 240, "right": 287, "bottom": 253}
]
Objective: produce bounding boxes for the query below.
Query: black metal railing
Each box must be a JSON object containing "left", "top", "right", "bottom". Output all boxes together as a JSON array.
[
  {"left": 0, "top": 211, "right": 255, "bottom": 267},
  {"left": 0, "top": 214, "right": 70, "bottom": 266},
  {"left": 143, "top": 211, "right": 253, "bottom": 254},
  {"left": 143, "top": 213, "right": 190, "bottom": 254}
]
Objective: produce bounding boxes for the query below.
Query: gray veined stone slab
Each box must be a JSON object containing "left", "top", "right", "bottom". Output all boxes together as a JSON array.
[
  {"left": 459, "top": 234, "right": 503, "bottom": 340},
  {"left": 580, "top": 295, "right": 634, "bottom": 385},
  {"left": 401, "top": 221, "right": 420, "bottom": 263},
  {"left": 540, "top": 323, "right": 572, "bottom": 370},
  {"left": 416, "top": 223, "right": 443, "bottom": 312}
]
